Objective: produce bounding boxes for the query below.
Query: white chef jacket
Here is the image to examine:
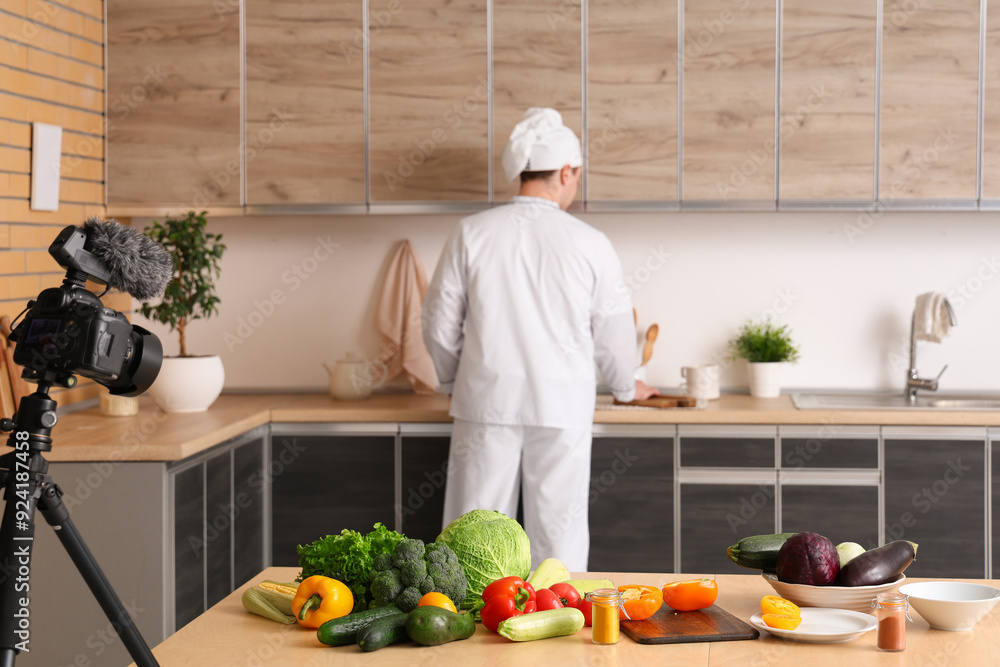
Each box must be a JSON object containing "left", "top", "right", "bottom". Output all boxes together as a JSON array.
[{"left": 423, "top": 196, "right": 637, "bottom": 429}]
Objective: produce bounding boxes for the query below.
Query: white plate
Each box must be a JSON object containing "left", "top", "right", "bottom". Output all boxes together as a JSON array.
[{"left": 750, "top": 608, "right": 876, "bottom": 643}]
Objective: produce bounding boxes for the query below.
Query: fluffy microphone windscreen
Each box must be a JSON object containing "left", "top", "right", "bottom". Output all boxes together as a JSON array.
[{"left": 83, "top": 217, "right": 174, "bottom": 301}]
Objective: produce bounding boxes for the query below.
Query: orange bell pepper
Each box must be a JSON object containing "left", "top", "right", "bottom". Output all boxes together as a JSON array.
[
  {"left": 617, "top": 585, "right": 663, "bottom": 621},
  {"left": 661, "top": 579, "right": 719, "bottom": 611},
  {"left": 291, "top": 576, "right": 353, "bottom": 628}
]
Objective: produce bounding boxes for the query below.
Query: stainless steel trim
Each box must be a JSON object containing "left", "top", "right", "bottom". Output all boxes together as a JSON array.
[
  {"left": 774, "top": 424, "right": 782, "bottom": 531},
  {"left": 244, "top": 204, "right": 368, "bottom": 216},
  {"left": 979, "top": 0, "right": 987, "bottom": 203},
  {"left": 774, "top": 0, "right": 782, "bottom": 202},
  {"left": 367, "top": 201, "right": 493, "bottom": 215},
  {"left": 677, "top": 0, "right": 684, "bottom": 201},
  {"left": 878, "top": 426, "right": 885, "bottom": 546},
  {"left": 874, "top": 0, "right": 883, "bottom": 199},
  {"left": 584, "top": 200, "right": 681, "bottom": 212},
  {"left": 229, "top": 448, "right": 236, "bottom": 593},
  {"left": 399, "top": 423, "right": 454, "bottom": 436},
  {"left": 202, "top": 461, "right": 208, "bottom": 616},
  {"left": 581, "top": 0, "right": 588, "bottom": 202},
  {"left": 592, "top": 423, "right": 677, "bottom": 437},
  {"left": 673, "top": 430, "right": 681, "bottom": 573},
  {"left": 363, "top": 0, "right": 371, "bottom": 206},
  {"left": 778, "top": 425, "right": 880, "bottom": 438},
  {"left": 269, "top": 423, "right": 400, "bottom": 436},
  {"left": 678, "top": 424, "right": 778, "bottom": 438},
  {"left": 166, "top": 470, "right": 176, "bottom": 634},
  {"left": 680, "top": 199, "right": 777, "bottom": 211},
  {"left": 778, "top": 199, "right": 883, "bottom": 211},
  {"left": 394, "top": 432, "right": 403, "bottom": 532},
  {"left": 855, "top": 198, "right": 980, "bottom": 211},
  {"left": 980, "top": 197, "right": 1000, "bottom": 209},
  {"left": 881, "top": 425, "right": 989, "bottom": 440},
  {"left": 487, "top": 0, "right": 494, "bottom": 203},
  {"left": 106, "top": 206, "right": 246, "bottom": 218},
  {"left": 677, "top": 468, "right": 777, "bottom": 485},
  {"left": 103, "top": 0, "right": 109, "bottom": 210},
  {"left": 240, "top": 0, "right": 247, "bottom": 207},
  {"left": 987, "top": 429, "right": 993, "bottom": 578},
  {"left": 778, "top": 469, "right": 881, "bottom": 486},
  {"left": 262, "top": 427, "right": 273, "bottom": 568}
]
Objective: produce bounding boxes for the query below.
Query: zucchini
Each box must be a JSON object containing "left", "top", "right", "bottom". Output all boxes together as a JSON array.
[
  {"left": 561, "top": 578, "right": 615, "bottom": 596},
  {"left": 727, "top": 533, "right": 795, "bottom": 571},
  {"left": 316, "top": 605, "right": 405, "bottom": 646},
  {"left": 357, "top": 612, "right": 409, "bottom": 652},
  {"left": 405, "top": 605, "right": 475, "bottom": 646},
  {"left": 497, "top": 607, "right": 585, "bottom": 642},
  {"left": 837, "top": 540, "right": 918, "bottom": 587}
]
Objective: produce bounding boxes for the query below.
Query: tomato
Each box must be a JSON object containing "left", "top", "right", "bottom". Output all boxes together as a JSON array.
[
  {"left": 548, "top": 583, "right": 581, "bottom": 607},
  {"left": 416, "top": 592, "right": 457, "bottom": 613},
  {"left": 661, "top": 579, "right": 719, "bottom": 612},
  {"left": 535, "top": 588, "right": 564, "bottom": 611},
  {"left": 574, "top": 596, "right": 594, "bottom": 626},
  {"left": 617, "top": 585, "right": 663, "bottom": 621},
  {"left": 760, "top": 595, "right": 800, "bottom": 618},
  {"left": 762, "top": 613, "right": 802, "bottom": 630}
]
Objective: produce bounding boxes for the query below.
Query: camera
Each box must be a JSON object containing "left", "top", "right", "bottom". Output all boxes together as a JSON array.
[{"left": 8, "top": 223, "right": 164, "bottom": 396}]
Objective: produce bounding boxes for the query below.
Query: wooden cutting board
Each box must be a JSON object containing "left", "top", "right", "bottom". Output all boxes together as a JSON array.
[
  {"left": 614, "top": 394, "right": 697, "bottom": 408},
  {"left": 620, "top": 604, "right": 760, "bottom": 644}
]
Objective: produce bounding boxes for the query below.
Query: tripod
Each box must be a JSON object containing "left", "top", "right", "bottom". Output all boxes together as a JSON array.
[{"left": 0, "top": 379, "right": 160, "bottom": 667}]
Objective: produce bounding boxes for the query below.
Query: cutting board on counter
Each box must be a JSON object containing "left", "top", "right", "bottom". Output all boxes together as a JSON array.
[
  {"left": 614, "top": 394, "right": 697, "bottom": 408},
  {"left": 620, "top": 604, "right": 760, "bottom": 644}
]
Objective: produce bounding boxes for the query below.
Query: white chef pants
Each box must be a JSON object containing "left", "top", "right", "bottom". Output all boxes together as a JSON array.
[{"left": 442, "top": 419, "right": 592, "bottom": 572}]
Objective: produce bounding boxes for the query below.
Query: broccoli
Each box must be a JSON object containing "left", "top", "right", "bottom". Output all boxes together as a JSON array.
[
  {"left": 370, "top": 538, "right": 468, "bottom": 612},
  {"left": 372, "top": 552, "right": 393, "bottom": 573}
]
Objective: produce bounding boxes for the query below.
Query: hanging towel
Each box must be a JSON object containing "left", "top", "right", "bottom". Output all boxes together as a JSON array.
[
  {"left": 913, "top": 291, "right": 954, "bottom": 343},
  {"left": 375, "top": 240, "right": 438, "bottom": 394}
]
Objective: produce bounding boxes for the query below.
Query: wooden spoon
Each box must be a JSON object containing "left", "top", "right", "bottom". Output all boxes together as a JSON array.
[{"left": 641, "top": 323, "right": 659, "bottom": 366}]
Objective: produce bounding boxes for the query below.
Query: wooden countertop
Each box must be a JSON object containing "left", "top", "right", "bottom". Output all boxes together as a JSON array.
[
  {"left": 47, "top": 392, "right": 1000, "bottom": 462},
  {"left": 130, "top": 567, "right": 1000, "bottom": 666}
]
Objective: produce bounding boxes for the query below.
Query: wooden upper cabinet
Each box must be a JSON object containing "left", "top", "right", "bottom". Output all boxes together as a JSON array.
[
  {"left": 107, "top": 0, "right": 241, "bottom": 207},
  {"left": 779, "top": 1, "right": 876, "bottom": 200},
  {"left": 982, "top": 0, "right": 1000, "bottom": 198},
  {"left": 880, "top": 0, "right": 979, "bottom": 200},
  {"left": 587, "top": 0, "right": 678, "bottom": 202},
  {"left": 683, "top": 0, "right": 776, "bottom": 202},
  {"left": 493, "top": 0, "right": 582, "bottom": 202},
  {"left": 245, "top": 0, "right": 364, "bottom": 205},
  {"left": 368, "top": 0, "right": 489, "bottom": 202}
]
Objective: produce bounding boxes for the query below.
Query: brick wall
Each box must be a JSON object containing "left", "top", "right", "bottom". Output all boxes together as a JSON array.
[{"left": 1, "top": 0, "right": 130, "bottom": 406}]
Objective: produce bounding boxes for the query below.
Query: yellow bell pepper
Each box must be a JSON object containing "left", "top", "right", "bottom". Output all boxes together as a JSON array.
[{"left": 291, "top": 576, "right": 354, "bottom": 628}]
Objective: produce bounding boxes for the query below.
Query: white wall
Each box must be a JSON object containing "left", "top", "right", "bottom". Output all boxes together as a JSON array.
[{"left": 132, "top": 210, "right": 1000, "bottom": 393}]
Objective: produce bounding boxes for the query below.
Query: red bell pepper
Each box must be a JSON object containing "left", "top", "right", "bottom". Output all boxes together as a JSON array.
[
  {"left": 535, "top": 588, "right": 564, "bottom": 611},
  {"left": 482, "top": 576, "right": 536, "bottom": 605},
  {"left": 481, "top": 585, "right": 536, "bottom": 632}
]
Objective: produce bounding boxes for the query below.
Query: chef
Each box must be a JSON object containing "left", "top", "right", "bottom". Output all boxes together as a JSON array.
[{"left": 422, "top": 107, "right": 658, "bottom": 570}]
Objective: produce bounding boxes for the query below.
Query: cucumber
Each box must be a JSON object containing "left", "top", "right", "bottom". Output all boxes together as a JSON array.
[
  {"left": 316, "top": 605, "right": 405, "bottom": 646},
  {"left": 497, "top": 607, "right": 585, "bottom": 642},
  {"left": 727, "top": 533, "right": 795, "bottom": 571},
  {"left": 405, "top": 605, "right": 475, "bottom": 646},
  {"left": 357, "top": 612, "right": 409, "bottom": 652}
]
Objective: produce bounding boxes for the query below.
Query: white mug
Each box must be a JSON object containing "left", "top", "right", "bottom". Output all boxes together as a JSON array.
[{"left": 680, "top": 364, "right": 721, "bottom": 400}]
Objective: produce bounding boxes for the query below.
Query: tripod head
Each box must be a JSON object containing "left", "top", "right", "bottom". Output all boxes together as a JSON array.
[{"left": 1, "top": 374, "right": 60, "bottom": 454}]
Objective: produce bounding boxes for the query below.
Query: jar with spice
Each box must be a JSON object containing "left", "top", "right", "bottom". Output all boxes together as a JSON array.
[
  {"left": 873, "top": 592, "right": 911, "bottom": 651},
  {"left": 589, "top": 588, "right": 622, "bottom": 645}
]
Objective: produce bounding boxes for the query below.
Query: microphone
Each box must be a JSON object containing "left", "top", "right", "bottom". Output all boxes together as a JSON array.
[{"left": 81, "top": 217, "right": 173, "bottom": 301}]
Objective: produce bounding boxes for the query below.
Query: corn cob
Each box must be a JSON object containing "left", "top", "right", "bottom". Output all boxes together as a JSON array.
[{"left": 242, "top": 581, "right": 298, "bottom": 624}]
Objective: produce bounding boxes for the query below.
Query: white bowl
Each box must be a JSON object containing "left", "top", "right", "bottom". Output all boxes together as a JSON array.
[
  {"left": 898, "top": 581, "right": 1000, "bottom": 631},
  {"left": 762, "top": 573, "right": 905, "bottom": 613}
]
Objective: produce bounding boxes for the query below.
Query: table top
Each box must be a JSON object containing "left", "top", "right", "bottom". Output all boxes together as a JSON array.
[{"left": 129, "top": 568, "right": 1000, "bottom": 666}]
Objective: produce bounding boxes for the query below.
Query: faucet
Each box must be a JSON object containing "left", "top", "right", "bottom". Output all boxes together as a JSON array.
[{"left": 905, "top": 298, "right": 957, "bottom": 403}]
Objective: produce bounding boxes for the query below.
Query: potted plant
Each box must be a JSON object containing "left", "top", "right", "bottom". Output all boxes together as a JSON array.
[
  {"left": 728, "top": 319, "right": 801, "bottom": 398},
  {"left": 140, "top": 211, "right": 227, "bottom": 412}
]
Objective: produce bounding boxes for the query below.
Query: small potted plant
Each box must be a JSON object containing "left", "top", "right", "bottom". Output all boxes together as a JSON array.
[
  {"left": 140, "top": 211, "right": 227, "bottom": 412},
  {"left": 728, "top": 319, "right": 800, "bottom": 398}
]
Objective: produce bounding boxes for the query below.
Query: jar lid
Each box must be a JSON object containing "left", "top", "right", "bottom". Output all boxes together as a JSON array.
[{"left": 873, "top": 592, "right": 909, "bottom": 609}]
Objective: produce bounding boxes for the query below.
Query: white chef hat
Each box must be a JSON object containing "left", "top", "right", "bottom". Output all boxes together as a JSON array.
[{"left": 501, "top": 107, "right": 583, "bottom": 182}]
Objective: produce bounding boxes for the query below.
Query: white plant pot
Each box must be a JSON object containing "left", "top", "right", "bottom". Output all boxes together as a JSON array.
[
  {"left": 747, "top": 361, "right": 783, "bottom": 398},
  {"left": 148, "top": 355, "right": 225, "bottom": 413}
]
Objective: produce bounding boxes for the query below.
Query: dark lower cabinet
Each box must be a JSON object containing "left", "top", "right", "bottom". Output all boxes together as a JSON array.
[
  {"left": 679, "top": 483, "right": 776, "bottom": 575},
  {"left": 269, "top": 430, "right": 396, "bottom": 566},
  {"left": 171, "top": 428, "right": 268, "bottom": 631},
  {"left": 399, "top": 434, "right": 451, "bottom": 543},
  {"left": 993, "top": 433, "right": 999, "bottom": 578},
  {"left": 781, "top": 485, "right": 879, "bottom": 548},
  {"left": 884, "top": 432, "right": 987, "bottom": 579},
  {"left": 589, "top": 436, "right": 673, "bottom": 573}
]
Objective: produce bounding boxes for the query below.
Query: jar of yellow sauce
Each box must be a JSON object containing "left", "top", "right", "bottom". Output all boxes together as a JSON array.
[{"left": 589, "top": 588, "right": 622, "bottom": 645}]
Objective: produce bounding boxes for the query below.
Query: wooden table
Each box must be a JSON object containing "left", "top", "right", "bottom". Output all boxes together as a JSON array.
[{"left": 130, "top": 569, "right": 1000, "bottom": 666}]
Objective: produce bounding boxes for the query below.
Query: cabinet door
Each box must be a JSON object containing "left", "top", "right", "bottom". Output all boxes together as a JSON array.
[
  {"left": 270, "top": 434, "right": 396, "bottom": 566},
  {"left": 781, "top": 485, "right": 879, "bottom": 548},
  {"left": 683, "top": 0, "right": 776, "bottom": 201},
  {"left": 233, "top": 435, "right": 267, "bottom": 588},
  {"left": 589, "top": 437, "right": 673, "bottom": 572},
  {"left": 982, "top": 0, "right": 1000, "bottom": 198},
  {"left": 368, "top": 0, "right": 489, "bottom": 202},
  {"left": 680, "top": 483, "right": 775, "bottom": 574},
  {"left": 172, "top": 464, "right": 205, "bottom": 631},
  {"left": 884, "top": 436, "right": 986, "bottom": 578},
  {"left": 107, "top": 0, "right": 241, "bottom": 206},
  {"left": 493, "top": 0, "right": 581, "bottom": 201},
  {"left": 679, "top": 429, "right": 776, "bottom": 468},
  {"left": 245, "top": 0, "right": 365, "bottom": 204},
  {"left": 880, "top": 0, "right": 979, "bottom": 200},
  {"left": 991, "top": 434, "right": 999, "bottom": 578},
  {"left": 400, "top": 435, "right": 451, "bottom": 543},
  {"left": 779, "top": 0, "right": 876, "bottom": 200},
  {"left": 587, "top": 0, "right": 678, "bottom": 201}
]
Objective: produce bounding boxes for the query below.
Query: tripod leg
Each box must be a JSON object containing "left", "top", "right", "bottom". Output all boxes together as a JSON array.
[
  {"left": 0, "top": 464, "right": 39, "bottom": 667},
  {"left": 37, "top": 484, "right": 160, "bottom": 667}
]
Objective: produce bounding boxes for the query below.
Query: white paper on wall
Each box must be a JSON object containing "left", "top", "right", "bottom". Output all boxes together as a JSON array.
[{"left": 30, "top": 122, "right": 62, "bottom": 211}]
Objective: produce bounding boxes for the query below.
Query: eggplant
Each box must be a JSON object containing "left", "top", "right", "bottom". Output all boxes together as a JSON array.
[
  {"left": 776, "top": 532, "right": 841, "bottom": 586},
  {"left": 836, "top": 540, "right": 918, "bottom": 587}
]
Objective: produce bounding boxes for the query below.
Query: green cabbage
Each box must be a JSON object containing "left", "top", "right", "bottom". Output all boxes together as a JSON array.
[{"left": 436, "top": 509, "right": 531, "bottom": 609}]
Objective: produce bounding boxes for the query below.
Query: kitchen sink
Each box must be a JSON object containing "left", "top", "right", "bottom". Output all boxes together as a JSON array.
[{"left": 792, "top": 393, "right": 1000, "bottom": 411}]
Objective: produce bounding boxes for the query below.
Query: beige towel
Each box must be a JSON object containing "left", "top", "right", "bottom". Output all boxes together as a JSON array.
[
  {"left": 375, "top": 241, "right": 438, "bottom": 394},
  {"left": 913, "top": 291, "right": 954, "bottom": 343}
]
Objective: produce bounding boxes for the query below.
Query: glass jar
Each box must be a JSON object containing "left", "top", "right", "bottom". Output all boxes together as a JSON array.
[
  {"left": 873, "top": 592, "right": 910, "bottom": 651},
  {"left": 589, "top": 588, "right": 622, "bottom": 645}
]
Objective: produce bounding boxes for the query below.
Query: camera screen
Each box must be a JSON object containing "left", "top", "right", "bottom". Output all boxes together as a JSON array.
[{"left": 24, "top": 317, "right": 63, "bottom": 344}]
